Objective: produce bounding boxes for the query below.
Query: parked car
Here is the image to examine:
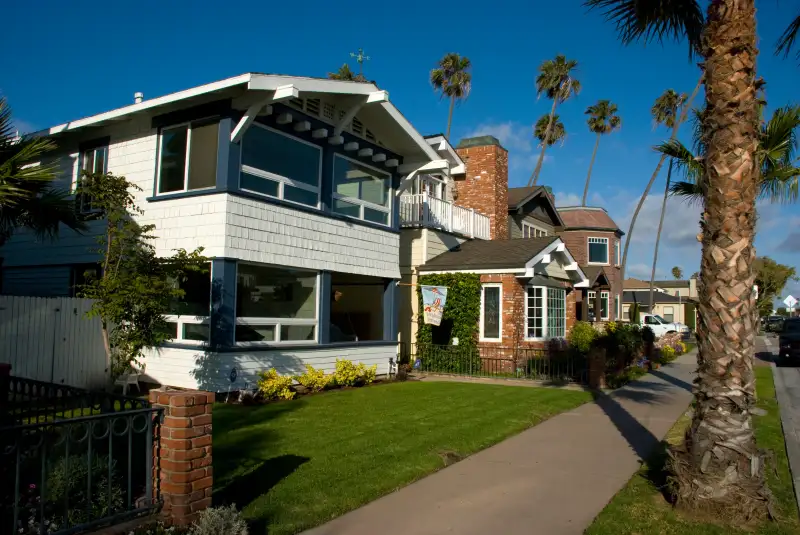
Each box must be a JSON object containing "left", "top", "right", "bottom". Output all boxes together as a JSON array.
[
  {"left": 779, "top": 318, "right": 800, "bottom": 364},
  {"left": 767, "top": 316, "right": 785, "bottom": 333},
  {"left": 638, "top": 314, "right": 690, "bottom": 338}
]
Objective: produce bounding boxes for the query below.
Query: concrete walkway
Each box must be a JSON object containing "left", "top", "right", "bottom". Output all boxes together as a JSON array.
[{"left": 304, "top": 351, "right": 696, "bottom": 535}]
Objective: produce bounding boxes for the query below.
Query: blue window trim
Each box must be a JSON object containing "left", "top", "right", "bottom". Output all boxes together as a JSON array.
[{"left": 160, "top": 339, "right": 398, "bottom": 352}]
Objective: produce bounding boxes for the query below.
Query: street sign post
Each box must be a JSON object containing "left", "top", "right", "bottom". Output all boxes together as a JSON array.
[{"left": 785, "top": 295, "right": 797, "bottom": 310}]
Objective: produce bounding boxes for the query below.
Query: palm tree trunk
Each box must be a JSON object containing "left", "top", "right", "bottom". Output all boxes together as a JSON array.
[
  {"left": 620, "top": 76, "right": 701, "bottom": 283},
  {"left": 528, "top": 98, "right": 559, "bottom": 187},
  {"left": 446, "top": 96, "right": 456, "bottom": 141},
  {"left": 669, "top": 0, "right": 767, "bottom": 517},
  {"left": 649, "top": 160, "right": 672, "bottom": 312},
  {"left": 582, "top": 134, "right": 602, "bottom": 206}
]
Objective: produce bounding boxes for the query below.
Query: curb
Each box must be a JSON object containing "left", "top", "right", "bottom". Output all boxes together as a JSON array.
[{"left": 770, "top": 360, "right": 800, "bottom": 518}]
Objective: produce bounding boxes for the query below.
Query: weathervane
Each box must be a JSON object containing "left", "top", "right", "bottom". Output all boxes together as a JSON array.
[{"left": 350, "top": 48, "right": 370, "bottom": 76}]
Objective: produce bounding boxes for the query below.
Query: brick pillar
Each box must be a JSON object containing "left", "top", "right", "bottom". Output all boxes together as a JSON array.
[
  {"left": 588, "top": 348, "right": 606, "bottom": 389},
  {"left": 149, "top": 389, "right": 214, "bottom": 526},
  {"left": 454, "top": 136, "right": 509, "bottom": 240}
]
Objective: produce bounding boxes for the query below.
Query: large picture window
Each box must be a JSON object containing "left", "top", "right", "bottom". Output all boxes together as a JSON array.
[
  {"left": 480, "top": 284, "right": 502, "bottom": 341},
  {"left": 240, "top": 124, "right": 322, "bottom": 207},
  {"left": 332, "top": 155, "right": 392, "bottom": 226},
  {"left": 526, "top": 286, "right": 566, "bottom": 339},
  {"left": 157, "top": 121, "right": 219, "bottom": 194},
  {"left": 235, "top": 263, "right": 318, "bottom": 344},
  {"left": 588, "top": 237, "right": 609, "bottom": 264},
  {"left": 164, "top": 267, "right": 212, "bottom": 344}
]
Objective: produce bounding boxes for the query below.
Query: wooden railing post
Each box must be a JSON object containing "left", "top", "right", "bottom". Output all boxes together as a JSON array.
[{"left": 469, "top": 208, "right": 475, "bottom": 238}]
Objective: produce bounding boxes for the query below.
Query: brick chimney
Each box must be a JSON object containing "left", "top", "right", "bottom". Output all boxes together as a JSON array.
[{"left": 454, "top": 136, "right": 509, "bottom": 240}]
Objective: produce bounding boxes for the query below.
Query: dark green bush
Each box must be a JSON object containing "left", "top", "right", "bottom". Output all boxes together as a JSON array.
[
  {"left": 48, "top": 454, "right": 124, "bottom": 526},
  {"left": 606, "top": 366, "right": 647, "bottom": 389},
  {"left": 417, "top": 344, "right": 482, "bottom": 374},
  {"left": 416, "top": 273, "right": 481, "bottom": 349}
]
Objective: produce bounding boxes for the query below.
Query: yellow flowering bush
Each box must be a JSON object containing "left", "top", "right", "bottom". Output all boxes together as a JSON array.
[
  {"left": 674, "top": 341, "right": 687, "bottom": 355},
  {"left": 606, "top": 321, "right": 618, "bottom": 333},
  {"left": 332, "top": 359, "right": 378, "bottom": 387},
  {"left": 359, "top": 362, "right": 377, "bottom": 385},
  {"left": 257, "top": 368, "right": 295, "bottom": 400},
  {"left": 660, "top": 345, "right": 676, "bottom": 362},
  {"left": 294, "top": 365, "right": 331, "bottom": 392}
]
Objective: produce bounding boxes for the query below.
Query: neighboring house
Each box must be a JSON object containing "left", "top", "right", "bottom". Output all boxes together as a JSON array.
[
  {"left": 418, "top": 237, "right": 589, "bottom": 350},
  {"left": 654, "top": 278, "right": 698, "bottom": 300},
  {"left": 0, "top": 73, "right": 452, "bottom": 390},
  {"left": 622, "top": 278, "right": 697, "bottom": 328},
  {"left": 506, "top": 186, "right": 564, "bottom": 239}
]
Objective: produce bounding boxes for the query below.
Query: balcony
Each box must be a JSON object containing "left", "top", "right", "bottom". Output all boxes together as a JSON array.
[{"left": 399, "top": 193, "right": 491, "bottom": 240}]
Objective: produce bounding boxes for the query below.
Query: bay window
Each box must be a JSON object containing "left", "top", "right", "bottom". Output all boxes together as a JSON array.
[
  {"left": 164, "top": 267, "right": 212, "bottom": 344},
  {"left": 526, "top": 286, "right": 566, "bottom": 340},
  {"left": 480, "top": 284, "right": 502, "bottom": 341},
  {"left": 332, "top": 155, "right": 391, "bottom": 226},
  {"left": 588, "top": 237, "right": 609, "bottom": 264},
  {"left": 157, "top": 121, "right": 219, "bottom": 194},
  {"left": 235, "top": 264, "right": 318, "bottom": 344},
  {"left": 240, "top": 124, "right": 321, "bottom": 207}
]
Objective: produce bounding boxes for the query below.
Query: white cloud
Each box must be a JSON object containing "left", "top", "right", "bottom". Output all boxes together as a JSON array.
[
  {"left": 554, "top": 191, "right": 606, "bottom": 208},
  {"left": 465, "top": 121, "right": 550, "bottom": 176}
]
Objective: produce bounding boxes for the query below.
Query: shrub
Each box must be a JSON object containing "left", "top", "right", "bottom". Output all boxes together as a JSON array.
[
  {"left": 673, "top": 341, "right": 687, "bottom": 355},
  {"left": 294, "top": 365, "right": 330, "bottom": 392},
  {"left": 188, "top": 504, "right": 249, "bottom": 535},
  {"left": 660, "top": 345, "right": 677, "bottom": 362},
  {"left": 257, "top": 369, "right": 295, "bottom": 400},
  {"left": 606, "top": 366, "right": 647, "bottom": 389},
  {"left": 359, "top": 362, "right": 377, "bottom": 384},
  {"left": 568, "top": 321, "right": 597, "bottom": 353},
  {"left": 331, "top": 359, "right": 377, "bottom": 387},
  {"left": 48, "top": 454, "right": 124, "bottom": 526},
  {"left": 642, "top": 325, "right": 656, "bottom": 344}
]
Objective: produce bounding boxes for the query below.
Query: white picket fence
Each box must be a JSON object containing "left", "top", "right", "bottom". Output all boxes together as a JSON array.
[{"left": 0, "top": 296, "right": 108, "bottom": 389}]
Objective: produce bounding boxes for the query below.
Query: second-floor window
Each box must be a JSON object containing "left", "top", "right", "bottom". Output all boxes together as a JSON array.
[
  {"left": 588, "top": 237, "right": 609, "bottom": 264},
  {"left": 157, "top": 121, "right": 219, "bottom": 194},
  {"left": 522, "top": 221, "right": 548, "bottom": 238},
  {"left": 332, "top": 154, "right": 391, "bottom": 226},
  {"left": 614, "top": 240, "right": 620, "bottom": 265},
  {"left": 79, "top": 145, "right": 107, "bottom": 213}
]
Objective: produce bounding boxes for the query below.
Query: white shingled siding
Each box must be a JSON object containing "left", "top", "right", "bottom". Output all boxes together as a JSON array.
[
  {"left": 426, "top": 230, "right": 466, "bottom": 261},
  {"left": 223, "top": 195, "right": 400, "bottom": 278},
  {"left": 141, "top": 344, "right": 397, "bottom": 391}
]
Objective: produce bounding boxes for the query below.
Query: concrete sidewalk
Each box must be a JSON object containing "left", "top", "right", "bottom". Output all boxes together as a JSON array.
[{"left": 304, "top": 352, "right": 696, "bottom": 535}]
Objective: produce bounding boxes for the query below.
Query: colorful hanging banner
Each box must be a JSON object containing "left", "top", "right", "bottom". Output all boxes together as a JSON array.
[{"left": 421, "top": 285, "right": 448, "bottom": 326}]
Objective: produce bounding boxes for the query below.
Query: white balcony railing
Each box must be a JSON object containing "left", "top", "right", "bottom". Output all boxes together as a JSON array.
[{"left": 399, "top": 193, "right": 491, "bottom": 240}]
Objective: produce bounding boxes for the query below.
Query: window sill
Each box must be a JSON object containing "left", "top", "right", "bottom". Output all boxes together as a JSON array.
[
  {"left": 478, "top": 338, "right": 503, "bottom": 343},
  {"left": 158, "top": 340, "right": 398, "bottom": 352},
  {"left": 587, "top": 262, "right": 610, "bottom": 266}
]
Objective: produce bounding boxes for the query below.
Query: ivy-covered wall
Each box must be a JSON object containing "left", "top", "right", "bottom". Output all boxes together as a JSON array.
[{"left": 416, "top": 273, "right": 482, "bottom": 349}]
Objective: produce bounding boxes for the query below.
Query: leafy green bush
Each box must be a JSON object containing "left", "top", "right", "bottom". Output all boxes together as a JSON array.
[
  {"left": 293, "top": 365, "right": 331, "bottom": 392},
  {"left": 568, "top": 321, "right": 597, "bottom": 353},
  {"left": 188, "top": 504, "right": 249, "bottom": 535},
  {"left": 48, "top": 454, "right": 124, "bottom": 526},
  {"left": 257, "top": 369, "right": 295, "bottom": 400},
  {"left": 331, "top": 359, "right": 377, "bottom": 387},
  {"left": 660, "top": 345, "right": 677, "bottom": 362}
]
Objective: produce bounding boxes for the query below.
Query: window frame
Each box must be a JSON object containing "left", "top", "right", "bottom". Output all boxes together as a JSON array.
[
  {"left": 663, "top": 306, "right": 675, "bottom": 323},
  {"left": 331, "top": 153, "right": 393, "bottom": 226},
  {"left": 600, "top": 290, "right": 610, "bottom": 320},
  {"left": 479, "top": 283, "right": 503, "bottom": 342},
  {"left": 239, "top": 123, "right": 323, "bottom": 209},
  {"left": 77, "top": 144, "right": 108, "bottom": 214},
  {"left": 615, "top": 294, "right": 620, "bottom": 321},
  {"left": 162, "top": 264, "right": 213, "bottom": 346},
  {"left": 588, "top": 237, "right": 610, "bottom": 265},
  {"left": 522, "top": 221, "right": 549, "bottom": 238},
  {"left": 234, "top": 262, "right": 320, "bottom": 347},
  {"left": 155, "top": 119, "right": 219, "bottom": 196},
  {"left": 525, "top": 285, "right": 567, "bottom": 341},
  {"left": 614, "top": 240, "right": 621, "bottom": 266}
]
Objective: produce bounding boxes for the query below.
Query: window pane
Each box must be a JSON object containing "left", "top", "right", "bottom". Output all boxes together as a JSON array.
[
  {"left": 601, "top": 293, "right": 609, "bottom": 319},
  {"left": 547, "top": 288, "right": 566, "bottom": 338},
  {"left": 168, "top": 268, "right": 211, "bottom": 316},
  {"left": 588, "top": 240, "right": 608, "bottom": 263},
  {"left": 333, "top": 198, "right": 361, "bottom": 218},
  {"left": 281, "top": 325, "right": 316, "bottom": 341},
  {"left": 159, "top": 126, "right": 188, "bottom": 193},
  {"left": 241, "top": 172, "right": 279, "bottom": 197},
  {"left": 235, "top": 324, "right": 276, "bottom": 342},
  {"left": 333, "top": 156, "right": 390, "bottom": 207},
  {"left": 162, "top": 322, "right": 179, "bottom": 338},
  {"left": 527, "top": 287, "right": 544, "bottom": 338},
  {"left": 364, "top": 207, "right": 389, "bottom": 225},
  {"left": 242, "top": 126, "right": 320, "bottom": 187},
  {"left": 188, "top": 122, "right": 218, "bottom": 190},
  {"left": 183, "top": 323, "right": 209, "bottom": 341},
  {"left": 82, "top": 150, "right": 95, "bottom": 173},
  {"left": 94, "top": 147, "right": 106, "bottom": 174},
  {"left": 482, "top": 286, "right": 500, "bottom": 339},
  {"left": 236, "top": 264, "right": 317, "bottom": 319},
  {"left": 284, "top": 184, "right": 318, "bottom": 206}
]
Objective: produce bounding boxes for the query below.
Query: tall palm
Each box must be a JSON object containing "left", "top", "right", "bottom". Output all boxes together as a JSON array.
[
  {"left": 648, "top": 89, "right": 688, "bottom": 314},
  {"left": 327, "top": 64, "right": 366, "bottom": 82},
  {"left": 528, "top": 55, "right": 580, "bottom": 187},
  {"left": 672, "top": 266, "right": 684, "bottom": 280},
  {"left": 586, "top": 0, "right": 779, "bottom": 516},
  {"left": 430, "top": 53, "right": 472, "bottom": 141},
  {"left": 534, "top": 114, "right": 566, "bottom": 147},
  {"left": 663, "top": 105, "right": 800, "bottom": 206},
  {"left": 0, "top": 97, "right": 84, "bottom": 248},
  {"left": 582, "top": 100, "right": 621, "bottom": 205}
]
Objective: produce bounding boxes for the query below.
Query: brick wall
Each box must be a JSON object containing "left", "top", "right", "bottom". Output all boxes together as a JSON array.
[{"left": 454, "top": 139, "right": 509, "bottom": 241}]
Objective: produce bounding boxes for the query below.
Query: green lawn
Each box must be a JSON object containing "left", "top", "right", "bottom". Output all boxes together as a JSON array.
[
  {"left": 587, "top": 366, "right": 800, "bottom": 535},
  {"left": 213, "top": 381, "right": 591, "bottom": 535}
]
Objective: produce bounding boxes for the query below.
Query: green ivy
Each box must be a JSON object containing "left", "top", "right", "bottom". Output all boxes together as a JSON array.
[{"left": 416, "top": 273, "right": 482, "bottom": 349}]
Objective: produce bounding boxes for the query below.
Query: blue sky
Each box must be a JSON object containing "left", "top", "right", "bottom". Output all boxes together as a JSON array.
[{"left": 4, "top": 0, "right": 800, "bottom": 303}]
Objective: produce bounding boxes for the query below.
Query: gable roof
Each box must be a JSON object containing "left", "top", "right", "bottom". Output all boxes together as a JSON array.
[
  {"left": 420, "top": 237, "right": 558, "bottom": 271},
  {"left": 623, "top": 290, "right": 683, "bottom": 306},
  {"left": 507, "top": 186, "right": 565, "bottom": 227},
  {"left": 624, "top": 278, "right": 651, "bottom": 289},
  {"left": 558, "top": 206, "right": 623, "bottom": 234},
  {"left": 582, "top": 265, "right": 610, "bottom": 286}
]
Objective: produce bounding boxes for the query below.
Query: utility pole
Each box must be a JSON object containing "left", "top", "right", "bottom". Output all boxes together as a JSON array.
[{"left": 350, "top": 48, "right": 371, "bottom": 77}]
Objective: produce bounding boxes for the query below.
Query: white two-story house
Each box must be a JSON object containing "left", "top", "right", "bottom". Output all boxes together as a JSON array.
[{"left": 0, "top": 73, "right": 451, "bottom": 390}]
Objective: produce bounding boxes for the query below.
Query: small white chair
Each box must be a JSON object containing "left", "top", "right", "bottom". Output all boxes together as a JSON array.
[{"left": 115, "top": 364, "right": 145, "bottom": 395}]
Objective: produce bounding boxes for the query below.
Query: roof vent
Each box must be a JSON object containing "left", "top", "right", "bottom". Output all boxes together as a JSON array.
[{"left": 134, "top": 92, "right": 144, "bottom": 104}]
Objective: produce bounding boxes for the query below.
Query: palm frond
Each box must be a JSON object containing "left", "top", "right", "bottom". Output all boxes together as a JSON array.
[
  {"left": 431, "top": 53, "right": 472, "bottom": 101},
  {"left": 761, "top": 105, "right": 800, "bottom": 168},
  {"left": 760, "top": 170, "right": 800, "bottom": 204},
  {"left": 777, "top": 14, "right": 800, "bottom": 59},
  {"left": 654, "top": 138, "right": 703, "bottom": 183},
  {"left": 668, "top": 180, "right": 704, "bottom": 205},
  {"left": 585, "top": 0, "right": 704, "bottom": 58},
  {"left": 534, "top": 114, "right": 566, "bottom": 147}
]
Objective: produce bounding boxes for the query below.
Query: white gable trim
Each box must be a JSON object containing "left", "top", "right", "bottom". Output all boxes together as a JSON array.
[{"left": 524, "top": 238, "right": 590, "bottom": 287}]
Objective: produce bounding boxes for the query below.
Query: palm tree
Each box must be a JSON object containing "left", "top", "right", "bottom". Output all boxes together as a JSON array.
[
  {"left": 663, "top": 105, "right": 800, "bottom": 206},
  {"left": 430, "top": 53, "right": 472, "bottom": 141},
  {"left": 534, "top": 114, "right": 566, "bottom": 147},
  {"left": 648, "top": 89, "right": 688, "bottom": 316},
  {"left": 672, "top": 266, "right": 684, "bottom": 280},
  {"left": 0, "top": 97, "right": 84, "bottom": 248},
  {"left": 585, "top": 0, "right": 784, "bottom": 515},
  {"left": 328, "top": 64, "right": 366, "bottom": 82},
  {"left": 528, "top": 55, "right": 581, "bottom": 187},
  {"left": 582, "top": 100, "right": 621, "bottom": 206}
]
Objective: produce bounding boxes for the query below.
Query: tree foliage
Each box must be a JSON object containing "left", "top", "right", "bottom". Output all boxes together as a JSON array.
[
  {"left": 76, "top": 171, "right": 208, "bottom": 379},
  {"left": 754, "top": 257, "right": 798, "bottom": 317},
  {"left": 672, "top": 266, "right": 683, "bottom": 279},
  {"left": 327, "top": 64, "right": 366, "bottom": 82},
  {"left": 534, "top": 114, "right": 566, "bottom": 147},
  {"left": 430, "top": 53, "right": 472, "bottom": 140},
  {"left": 416, "top": 273, "right": 481, "bottom": 349}
]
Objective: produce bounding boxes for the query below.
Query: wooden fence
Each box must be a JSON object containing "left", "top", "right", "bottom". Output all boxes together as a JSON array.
[{"left": 0, "top": 295, "right": 108, "bottom": 388}]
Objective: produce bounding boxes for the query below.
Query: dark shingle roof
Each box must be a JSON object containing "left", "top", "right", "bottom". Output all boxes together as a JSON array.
[
  {"left": 419, "top": 237, "right": 558, "bottom": 271},
  {"left": 654, "top": 280, "right": 690, "bottom": 288},
  {"left": 623, "top": 290, "right": 683, "bottom": 306},
  {"left": 582, "top": 265, "right": 610, "bottom": 286},
  {"left": 508, "top": 186, "right": 554, "bottom": 208},
  {"left": 558, "top": 206, "right": 622, "bottom": 233}
]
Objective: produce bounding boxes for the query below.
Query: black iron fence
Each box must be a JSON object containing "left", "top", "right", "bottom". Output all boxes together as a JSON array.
[
  {"left": 405, "top": 343, "right": 588, "bottom": 384},
  {"left": 1, "top": 376, "right": 162, "bottom": 535}
]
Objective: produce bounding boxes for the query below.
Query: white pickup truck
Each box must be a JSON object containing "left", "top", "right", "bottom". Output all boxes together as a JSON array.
[{"left": 638, "top": 314, "right": 690, "bottom": 338}]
